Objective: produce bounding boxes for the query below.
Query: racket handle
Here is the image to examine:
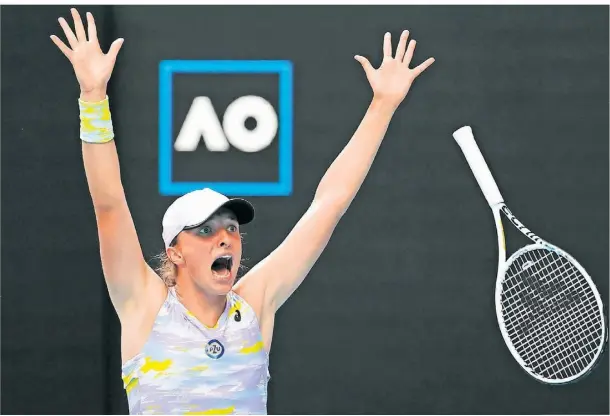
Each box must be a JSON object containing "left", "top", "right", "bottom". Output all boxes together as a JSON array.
[{"left": 453, "top": 126, "right": 504, "bottom": 207}]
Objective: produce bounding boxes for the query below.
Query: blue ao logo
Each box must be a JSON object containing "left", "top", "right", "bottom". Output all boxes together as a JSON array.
[
  {"left": 205, "top": 339, "right": 225, "bottom": 359},
  {"left": 158, "top": 60, "right": 294, "bottom": 197}
]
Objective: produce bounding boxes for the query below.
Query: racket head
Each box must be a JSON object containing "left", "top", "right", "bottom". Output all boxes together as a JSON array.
[{"left": 494, "top": 240, "right": 607, "bottom": 385}]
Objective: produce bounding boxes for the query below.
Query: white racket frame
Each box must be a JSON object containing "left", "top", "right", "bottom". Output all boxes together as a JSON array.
[{"left": 454, "top": 126, "right": 606, "bottom": 384}]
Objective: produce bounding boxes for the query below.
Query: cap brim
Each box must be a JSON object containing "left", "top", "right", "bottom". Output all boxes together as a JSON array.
[
  {"left": 221, "top": 198, "right": 255, "bottom": 225},
  {"left": 182, "top": 198, "right": 255, "bottom": 231}
]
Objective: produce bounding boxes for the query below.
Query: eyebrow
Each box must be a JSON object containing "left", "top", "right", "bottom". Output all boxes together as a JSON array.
[{"left": 212, "top": 214, "right": 238, "bottom": 223}]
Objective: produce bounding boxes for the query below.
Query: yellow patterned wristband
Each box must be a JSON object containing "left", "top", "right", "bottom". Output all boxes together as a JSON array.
[{"left": 79, "top": 96, "right": 115, "bottom": 144}]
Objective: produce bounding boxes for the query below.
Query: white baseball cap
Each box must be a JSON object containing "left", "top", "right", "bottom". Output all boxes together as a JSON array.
[{"left": 162, "top": 188, "right": 254, "bottom": 248}]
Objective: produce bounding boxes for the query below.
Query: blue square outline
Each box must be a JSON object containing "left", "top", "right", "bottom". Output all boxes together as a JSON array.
[{"left": 158, "top": 60, "right": 293, "bottom": 196}]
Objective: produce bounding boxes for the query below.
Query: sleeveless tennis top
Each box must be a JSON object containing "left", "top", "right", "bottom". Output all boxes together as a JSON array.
[{"left": 121, "top": 288, "right": 270, "bottom": 415}]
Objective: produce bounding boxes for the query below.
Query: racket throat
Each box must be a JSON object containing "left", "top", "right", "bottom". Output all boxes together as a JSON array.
[{"left": 499, "top": 205, "right": 544, "bottom": 245}]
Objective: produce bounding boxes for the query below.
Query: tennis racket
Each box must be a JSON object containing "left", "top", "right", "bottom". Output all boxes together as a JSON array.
[{"left": 453, "top": 125, "right": 607, "bottom": 385}]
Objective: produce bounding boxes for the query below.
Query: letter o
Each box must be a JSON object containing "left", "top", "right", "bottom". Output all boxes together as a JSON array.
[{"left": 223, "top": 96, "right": 278, "bottom": 153}]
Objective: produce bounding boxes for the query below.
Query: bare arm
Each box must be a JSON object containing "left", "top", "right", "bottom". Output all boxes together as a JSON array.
[
  {"left": 235, "top": 30, "right": 435, "bottom": 312},
  {"left": 82, "top": 136, "right": 159, "bottom": 313},
  {"left": 51, "top": 9, "right": 164, "bottom": 317}
]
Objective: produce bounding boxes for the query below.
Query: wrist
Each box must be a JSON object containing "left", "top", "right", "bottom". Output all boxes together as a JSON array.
[
  {"left": 79, "top": 95, "right": 114, "bottom": 144},
  {"left": 369, "top": 96, "right": 398, "bottom": 117},
  {"left": 80, "top": 88, "right": 107, "bottom": 103}
]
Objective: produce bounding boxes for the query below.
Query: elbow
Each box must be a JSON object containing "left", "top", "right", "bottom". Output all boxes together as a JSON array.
[
  {"left": 92, "top": 194, "right": 127, "bottom": 213},
  {"left": 312, "top": 192, "right": 353, "bottom": 218}
]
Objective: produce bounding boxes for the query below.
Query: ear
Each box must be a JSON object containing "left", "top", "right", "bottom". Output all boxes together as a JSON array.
[{"left": 167, "top": 246, "right": 185, "bottom": 266}]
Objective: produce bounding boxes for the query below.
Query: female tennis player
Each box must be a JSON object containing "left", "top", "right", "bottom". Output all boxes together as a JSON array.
[{"left": 51, "top": 8, "right": 434, "bottom": 415}]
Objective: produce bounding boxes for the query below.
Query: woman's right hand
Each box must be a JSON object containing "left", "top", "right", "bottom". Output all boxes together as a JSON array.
[{"left": 51, "top": 8, "right": 124, "bottom": 101}]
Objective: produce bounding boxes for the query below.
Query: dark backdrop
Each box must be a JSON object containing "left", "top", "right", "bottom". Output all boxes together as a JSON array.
[{"left": 2, "top": 5, "right": 608, "bottom": 415}]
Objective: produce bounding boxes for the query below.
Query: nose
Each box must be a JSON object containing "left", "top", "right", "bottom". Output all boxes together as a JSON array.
[{"left": 217, "top": 229, "right": 231, "bottom": 248}]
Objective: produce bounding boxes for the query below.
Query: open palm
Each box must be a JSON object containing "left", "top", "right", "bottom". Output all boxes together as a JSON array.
[
  {"left": 355, "top": 30, "right": 435, "bottom": 110},
  {"left": 51, "top": 8, "right": 123, "bottom": 94}
]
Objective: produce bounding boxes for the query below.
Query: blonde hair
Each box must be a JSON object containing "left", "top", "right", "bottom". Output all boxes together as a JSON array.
[{"left": 153, "top": 250, "right": 178, "bottom": 287}]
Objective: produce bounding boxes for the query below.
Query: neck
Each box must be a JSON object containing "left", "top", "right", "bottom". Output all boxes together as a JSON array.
[{"left": 174, "top": 276, "right": 228, "bottom": 329}]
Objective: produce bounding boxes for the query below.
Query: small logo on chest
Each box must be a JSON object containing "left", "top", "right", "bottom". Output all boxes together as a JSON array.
[{"left": 205, "top": 339, "right": 225, "bottom": 359}]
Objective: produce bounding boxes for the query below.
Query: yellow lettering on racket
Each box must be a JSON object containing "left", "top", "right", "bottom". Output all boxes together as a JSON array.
[{"left": 500, "top": 223, "right": 506, "bottom": 251}]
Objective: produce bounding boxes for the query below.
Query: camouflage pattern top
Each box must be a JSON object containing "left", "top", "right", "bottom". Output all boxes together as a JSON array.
[{"left": 121, "top": 288, "right": 269, "bottom": 415}]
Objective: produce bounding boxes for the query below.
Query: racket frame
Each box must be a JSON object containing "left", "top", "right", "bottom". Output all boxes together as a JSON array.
[
  {"left": 491, "top": 202, "right": 607, "bottom": 384},
  {"left": 454, "top": 125, "right": 607, "bottom": 385}
]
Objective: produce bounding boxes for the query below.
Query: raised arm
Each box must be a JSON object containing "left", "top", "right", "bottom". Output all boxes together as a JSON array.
[
  {"left": 51, "top": 9, "right": 164, "bottom": 319},
  {"left": 235, "top": 31, "right": 434, "bottom": 313}
]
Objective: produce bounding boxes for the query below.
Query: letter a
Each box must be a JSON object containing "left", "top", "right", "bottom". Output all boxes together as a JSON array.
[{"left": 174, "top": 97, "right": 230, "bottom": 152}]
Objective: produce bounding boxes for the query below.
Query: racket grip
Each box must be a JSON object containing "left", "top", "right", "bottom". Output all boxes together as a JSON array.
[{"left": 453, "top": 126, "right": 504, "bottom": 207}]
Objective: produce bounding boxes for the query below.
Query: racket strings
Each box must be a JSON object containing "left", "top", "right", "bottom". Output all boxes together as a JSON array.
[
  {"left": 503, "top": 264, "right": 595, "bottom": 333},
  {"left": 507, "top": 282, "right": 597, "bottom": 358},
  {"left": 502, "top": 255, "right": 585, "bottom": 333},
  {"left": 508, "top": 295, "right": 599, "bottom": 379},
  {"left": 549, "top": 328, "right": 604, "bottom": 378},
  {"left": 505, "top": 259, "right": 601, "bottom": 380},
  {"left": 500, "top": 248, "right": 604, "bottom": 381},
  {"left": 502, "top": 253, "right": 566, "bottom": 303},
  {"left": 505, "top": 251, "right": 601, "bottom": 376},
  {"left": 507, "top": 275, "right": 596, "bottom": 374},
  {"left": 520, "top": 294, "right": 600, "bottom": 378},
  {"left": 509, "top": 288, "right": 599, "bottom": 356},
  {"left": 514, "top": 298, "right": 600, "bottom": 380},
  {"left": 504, "top": 250, "right": 590, "bottom": 326}
]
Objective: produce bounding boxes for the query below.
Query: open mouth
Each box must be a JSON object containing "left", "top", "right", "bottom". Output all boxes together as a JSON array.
[{"left": 211, "top": 255, "right": 233, "bottom": 278}]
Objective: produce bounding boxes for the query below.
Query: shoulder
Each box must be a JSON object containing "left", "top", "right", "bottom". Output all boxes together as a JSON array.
[
  {"left": 228, "top": 290, "right": 257, "bottom": 322},
  {"left": 232, "top": 278, "right": 265, "bottom": 318}
]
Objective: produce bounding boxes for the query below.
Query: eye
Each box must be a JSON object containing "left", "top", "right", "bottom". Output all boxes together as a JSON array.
[
  {"left": 227, "top": 224, "right": 238, "bottom": 233},
  {"left": 199, "top": 225, "right": 213, "bottom": 235}
]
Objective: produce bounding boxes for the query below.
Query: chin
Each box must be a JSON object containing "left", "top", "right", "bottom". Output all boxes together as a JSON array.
[{"left": 210, "top": 271, "right": 236, "bottom": 291}]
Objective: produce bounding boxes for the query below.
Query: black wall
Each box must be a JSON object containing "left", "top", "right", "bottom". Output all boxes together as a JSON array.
[{"left": 2, "top": 5, "right": 608, "bottom": 415}]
